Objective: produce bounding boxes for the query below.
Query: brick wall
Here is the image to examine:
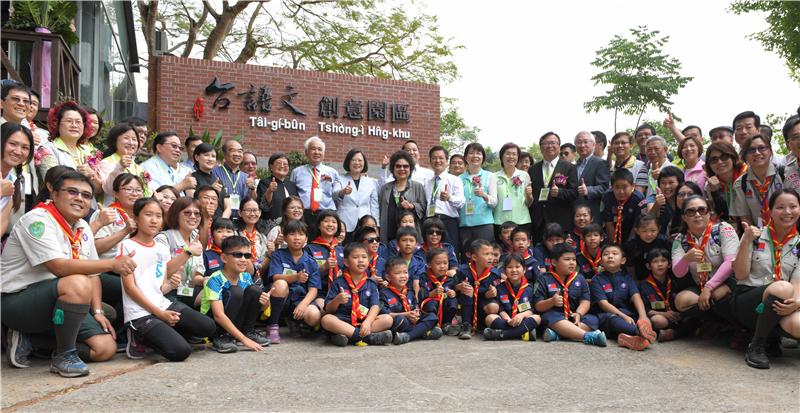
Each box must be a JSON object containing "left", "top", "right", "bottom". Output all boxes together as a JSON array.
[{"left": 149, "top": 56, "right": 440, "bottom": 170}]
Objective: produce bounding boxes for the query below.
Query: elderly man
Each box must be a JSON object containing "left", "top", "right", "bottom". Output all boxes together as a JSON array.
[
  {"left": 528, "top": 132, "right": 578, "bottom": 242},
  {"left": 212, "top": 140, "right": 256, "bottom": 216},
  {"left": 635, "top": 135, "right": 675, "bottom": 198},
  {"left": 709, "top": 126, "right": 735, "bottom": 145},
  {"left": 141, "top": 131, "right": 196, "bottom": 194},
  {"left": 574, "top": 131, "right": 610, "bottom": 220},
  {"left": 290, "top": 136, "right": 340, "bottom": 224}
]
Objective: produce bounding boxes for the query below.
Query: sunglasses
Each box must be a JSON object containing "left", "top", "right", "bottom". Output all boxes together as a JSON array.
[
  {"left": 226, "top": 252, "right": 253, "bottom": 259},
  {"left": 363, "top": 237, "right": 380, "bottom": 244},
  {"left": 426, "top": 230, "right": 442, "bottom": 236},
  {"left": 59, "top": 187, "right": 93, "bottom": 201},
  {"left": 745, "top": 145, "right": 770, "bottom": 155},
  {"left": 683, "top": 206, "right": 709, "bottom": 217},
  {"left": 708, "top": 154, "right": 732, "bottom": 164}
]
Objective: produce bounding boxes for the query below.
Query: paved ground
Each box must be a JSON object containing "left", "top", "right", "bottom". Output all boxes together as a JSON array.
[{"left": 1, "top": 333, "right": 798, "bottom": 412}]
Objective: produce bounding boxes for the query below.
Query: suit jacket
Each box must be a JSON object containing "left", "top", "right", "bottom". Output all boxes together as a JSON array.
[
  {"left": 334, "top": 173, "right": 380, "bottom": 233},
  {"left": 378, "top": 180, "right": 427, "bottom": 244},
  {"left": 257, "top": 177, "right": 299, "bottom": 221},
  {"left": 528, "top": 159, "right": 579, "bottom": 238},
  {"left": 576, "top": 155, "right": 610, "bottom": 220}
]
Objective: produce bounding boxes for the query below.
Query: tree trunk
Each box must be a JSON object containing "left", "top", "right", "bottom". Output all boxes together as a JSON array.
[
  {"left": 635, "top": 106, "right": 645, "bottom": 131},
  {"left": 203, "top": 1, "right": 255, "bottom": 60},
  {"left": 138, "top": 0, "right": 159, "bottom": 58},
  {"left": 614, "top": 108, "right": 618, "bottom": 133},
  {"left": 234, "top": 3, "right": 263, "bottom": 63}
]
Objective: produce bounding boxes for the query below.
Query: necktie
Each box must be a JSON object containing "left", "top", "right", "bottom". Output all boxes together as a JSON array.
[
  {"left": 310, "top": 166, "right": 320, "bottom": 212},
  {"left": 544, "top": 162, "right": 553, "bottom": 184}
]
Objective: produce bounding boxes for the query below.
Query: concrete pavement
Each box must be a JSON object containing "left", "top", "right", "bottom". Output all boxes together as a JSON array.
[{"left": 2, "top": 334, "right": 798, "bottom": 412}]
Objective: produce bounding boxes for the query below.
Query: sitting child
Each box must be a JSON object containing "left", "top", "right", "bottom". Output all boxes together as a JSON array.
[
  {"left": 638, "top": 248, "right": 681, "bottom": 342},
  {"left": 534, "top": 243, "right": 606, "bottom": 347},
  {"left": 321, "top": 243, "right": 394, "bottom": 346},
  {"left": 454, "top": 239, "right": 502, "bottom": 339},
  {"left": 532, "top": 223, "right": 565, "bottom": 274},
  {"left": 266, "top": 219, "right": 322, "bottom": 344},
  {"left": 203, "top": 218, "right": 236, "bottom": 277},
  {"left": 201, "top": 236, "right": 271, "bottom": 353},
  {"left": 509, "top": 226, "right": 542, "bottom": 284},
  {"left": 590, "top": 244, "right": 657, "bottom": 351},
  {"left": 381, "top": 256, "right": 442, "bottom": 345},
  {"left": 419, "top": 247, "right": 462, "bottom": 334},
  {"left": 483, "top": 253, "right": 541, "bottom": 341}
]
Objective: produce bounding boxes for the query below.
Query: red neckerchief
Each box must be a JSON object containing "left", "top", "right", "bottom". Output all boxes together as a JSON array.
[
  {"left": 35, "top": 201, "right": 83, "bottom": 259},
  {"left": 549, "top": 270, "right": 579, "bottom": 318},
  {"left": 208, "top": 243, "right": 222, "bottom": 254},
  {"left": 768, "top": 221, "right": 798, "bottom": 281},
  {"left": 422, "top": 269, "right": 449, "bottom": 327},
  {"left": 505, "top": 278, "right": 529, "bottom": 317},
  {"left": 469, "top": 261, "right": 492, "bottom": 333},
  {"left": 107, "top": 202, "right": 130, "bottom": 225},
  {"left": 752, "top": 175, "right": 773, "bottom": 226},
  {"left": 614, "top": 195, "right": 631, "bottom": 244},
  {"left": 242, "top": 227, "right": 259, "bottom": 262},
  {"left": 369, "top": 254, "right": 379, "bottom": 278},
  {"left": 312, "top": 236, "right": 340, "bottom": 284},
  {"left": 342, "top": 270, "right": 368, "bottom": 326},
  {"left": 685, "top": 222, "right": 713, "bottom": 288},
  {"left": 645, "top": 274, "right": 672, "bottom": 312},
  {"left": 387, "top": 285, "right": 411, "bottom": 313},
  {"left": 580, "top": 239, "right": 602, "bottom": 274}
]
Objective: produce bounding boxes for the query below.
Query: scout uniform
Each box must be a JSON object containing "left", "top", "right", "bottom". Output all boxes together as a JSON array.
[
  {"left": 419, "top": 269, "right": 459, "bottom": 327},
  {"left": 306, "top": 239, "right": 344, "bottom": 295},
  {"left": 639, "top": 274, "right": 678, "bottom": 329},
  {"left": 533, "top": 270, "right": 599, "bottom": 330},
  {"left": 732, "top": 228, "right": 800, "bottom": 331},
  {"left": 590, "top": 270, "right": 641, "bottom": 337},
  {"left": 623, "top": 235, "right": 671, "bottom": 280},
  {"left": 671, "top": 221, "right": 739, "bottom": 295},
  {"left": 325, "top": 274, "right": 380, "bottom": 325},
  {"left": 380, "top": 284, "right": 438, "bottom": 341},
  {"left": 455, "top": 262, "right": 502, "bottom": 330},
  {"left": 601, "top": 190, "right": 648, "bottom": 244},
  {"left": 266, "top": 248, "right": 322, "bottom": 314},
  {"left": 576, "top": 240, "right": 603, "bottom": 281},
  {"left": 730, "top": 163, "right": 783, "bottom": 227}
]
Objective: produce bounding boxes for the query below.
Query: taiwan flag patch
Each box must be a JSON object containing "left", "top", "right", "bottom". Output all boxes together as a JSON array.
[
  {"left": 209, "top": 259, "right": 219, "bottom": 268},
  {"left": 313, "top": 251, "right": 324, "bottom": 259},
  {"left": 387, "top": 297, "right": 398, "bottom": 305},
  {"left": 603, "top": 283, "right": 613, "bottom": 293}
]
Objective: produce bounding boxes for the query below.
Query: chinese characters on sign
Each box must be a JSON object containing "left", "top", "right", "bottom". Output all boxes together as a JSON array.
[{"left": 202, "top": 77, "right": 412, "bottom": 140}]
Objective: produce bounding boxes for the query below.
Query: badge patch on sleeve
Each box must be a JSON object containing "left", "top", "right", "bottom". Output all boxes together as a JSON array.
[{"left": 28, "top": 221, "right": 45, "bottom": 238}]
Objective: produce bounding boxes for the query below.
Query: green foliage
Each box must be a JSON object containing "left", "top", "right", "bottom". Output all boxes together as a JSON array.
[
  {"left": 188, "top": 126, "right": 243, "bottom": 161},
  {"left": 584, "top": 26, "right": 693, "bottom": 132},
  {"left": 524, "top": 143, "right": 543, "bottom": 163},
  {"left": 285, "top": 150, "right": 307, "bottom": 174},
  {"left": 764, "top": 112, "right": 790, "bottom": 155},
  {"left": 144, "top": 0, "right": 460, "bottom": 85},
  {"left": 730, "top": 1, "right": 800, "bottom": 83},
  {"left": 5, "top": 0, "right": 79, "bottom": 45},
  {"left": 482, "top": 146, "right": 501, "bottom": 173},
  {"left": 440, "top": 97, "right": 480, "bottom": 156}
]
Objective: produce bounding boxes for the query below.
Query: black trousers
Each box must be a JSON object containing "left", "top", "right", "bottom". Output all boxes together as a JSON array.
[{"left": 130, "top": 301, "right": 216, "bottom": 362}]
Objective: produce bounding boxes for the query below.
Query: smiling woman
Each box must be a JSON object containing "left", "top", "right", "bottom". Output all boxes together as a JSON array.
[{"left": 730, "top": 135, "right": 782, "bottom": 227}]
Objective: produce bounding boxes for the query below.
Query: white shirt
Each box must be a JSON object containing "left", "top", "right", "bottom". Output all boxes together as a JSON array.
[
  {"left": 1, "top": 207, "right": 97, "bottom": 293},
  {"left": 155, "top": 229, "right": 205, "bottom": 281},
  {"left": 140, "top": 155, "right": 191, "bottom": 194},
  {"left": 423, "top": 171, "right": 465, "bottom": 218},
  {"left": 542, "top": 158, "right": 558, "bottom": 183},
  {"left": 119, "top": 238, "right": 174, "bottom": 322}
]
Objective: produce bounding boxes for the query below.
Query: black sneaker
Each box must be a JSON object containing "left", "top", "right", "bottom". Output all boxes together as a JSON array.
[
  {"left": 423, "top": 327, "right": 443, "bottom": 340},
  {"left": 765, "top": 336, "right": 783, "bottom": 358},
  {"left": 212, "top": 335, "right": 238, "bottom": 353},
  {"left": 483, "top": 328, "right": 502, "bottom": 341},
  {"left": 745, "top": 339, "right": 770, "bottom": 369},
  {"left": 331, "top": 334, "right": 349, "bottom": 347},
  {"left": 443, "top": 324, "right": 460, "bottom": 336},
  {"left": 365, "top": 330, "right": 393, "bottom": 345},
  {"left": 237, "top": 330, "right": 270, "bottom": 347},
  {"left": 392, "top": 332, "right": 411, "bottom": 345},
  {"left": 458, "top": 323, "right": 472, "bottom": 340}
]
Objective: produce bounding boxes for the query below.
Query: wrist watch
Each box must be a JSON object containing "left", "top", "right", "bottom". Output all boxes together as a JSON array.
[
  {"left": 184, "top": 249, "right": 193, "bottom": 257},
  {"left": 93, "top": 309, "right": 105, "bottom": 316}
]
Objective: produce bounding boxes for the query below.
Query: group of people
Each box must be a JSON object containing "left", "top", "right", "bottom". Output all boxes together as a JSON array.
[{"left": 1, "top": 79, "right": 799, "bottom": 379}]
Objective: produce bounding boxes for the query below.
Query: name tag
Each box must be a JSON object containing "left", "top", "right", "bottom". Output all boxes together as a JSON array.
[
  {"left": 427, "top": 203, "right": 436, "bottom": 217},
  {"left": 284, "top": 269, "right": 297, "bottom": 275},
  {"left": 358, "top": 304, "right": 369, "bottom": 317},
  {"left": 517, "top": 301, "right": 531, "bottom": 312},
  {"left": 465, "top": 201, "right": 475, "bottom": 215},
  {"left": 502, "top": 197, "right": 513, "bottom": 211},
  {"left": 697, "top": 262, "right": 712, "bottom": 273},
  {"left": 538, "top": 188, "right": 550, "bottom": 201},
  {"left": 230, "top": 194, "right": 240, "bottom": 210},
  {"left": 651, "top": 300, "right": 666, "bottom": 310},
  {"left": 177, "top": 286, "right": 193, "bottom": 297},
  {"left": 313, "top": 188, "right": 323, "bottom": 202}
]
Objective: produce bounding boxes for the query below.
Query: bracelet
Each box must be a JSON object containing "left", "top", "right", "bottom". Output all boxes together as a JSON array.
[{"left": 93, "top": 309, "right": 105, "bottom": 316}]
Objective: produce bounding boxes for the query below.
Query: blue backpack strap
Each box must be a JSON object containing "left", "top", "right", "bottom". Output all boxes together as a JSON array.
[
  {"left": 711, "top": 223, "right": 721, "bottom": 246},
  {"left": 680, "top": 234, "right": 690, "bottom": 253}
]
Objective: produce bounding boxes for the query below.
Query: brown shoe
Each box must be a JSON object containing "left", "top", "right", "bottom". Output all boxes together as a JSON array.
[{"left": 618, "top": 333, "right": 649, "bottom": 351}]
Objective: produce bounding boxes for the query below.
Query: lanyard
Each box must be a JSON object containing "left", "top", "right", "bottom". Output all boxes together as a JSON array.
[{"left": 222, "top": 165, "right": 241, "bottom": 191}]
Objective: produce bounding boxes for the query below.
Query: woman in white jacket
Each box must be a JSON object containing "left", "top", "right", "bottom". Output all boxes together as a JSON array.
[{"left": 334, "top": 149, "right": 379, "bottom": 243}]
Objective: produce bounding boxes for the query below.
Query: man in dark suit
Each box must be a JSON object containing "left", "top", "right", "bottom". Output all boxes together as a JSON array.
[
  {"left": 575, "top": 131, "right": 610, "bottom": 222},
  {"left": 528, "top": 132, "right": 579, "bottom": 242},
  {"left": 257, "top": 152, "right": 299, "bottom": 222}
]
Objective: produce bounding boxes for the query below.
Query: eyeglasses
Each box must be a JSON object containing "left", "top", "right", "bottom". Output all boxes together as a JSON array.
[
  {"left": 59, "top": 187, "right": 93, "bottom": 201},
  {"left": 540, "top": 141, "right": 559, "bottom": 147},
  {"left": 708, "top": 154, "right": 732, "bottom": 164},
  {"left": 746, "top": 145, "right": 770, "bottom": 155},
  {"left": 677, "top": 191, "right": 694, "bottom": 198},
  {"left": 394, "top": 164, "right": 410, "bottom": 169},
  {"left": 426, "top": 230, "right": 442, "bottom": 236},
  {"left": 241, "top": 208, "right": 260, "bottom": 214},
  {"left": 363, "top": 237, "right": 380, "bottom": 244},
  {"left": 163, "top": 142, "right": 184, "bottom": 151},
  {"left": 226, "top": 252, "right": 253, "bottom": 259},
  {"left": 7, "top": 96, "right": 31, "bottom": 106},
  {"left": 120, "top": 187, "right": 144, "bottom": 195},
  {"left": 683, "top": 206, "right": 709, "bottom": 217},
  {"left": 182, "top": 210, "right": 201, "bottom": 217}
]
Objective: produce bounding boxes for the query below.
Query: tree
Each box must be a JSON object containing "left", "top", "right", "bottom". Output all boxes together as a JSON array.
[
  {"left": 584, "top": 26, "right": 693, "bottom": 132},
  {"left": 729, "top": 1, "right": 800, "bottom": 83},
  {"left": 136, "top": 0, "right": 460, "bottom": 84},
  {"left": 440, "top": 97, "right": 480, "bottom": 156},
  {"left": 764, "top": 112, "right": 790, "bottom": 155}
]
